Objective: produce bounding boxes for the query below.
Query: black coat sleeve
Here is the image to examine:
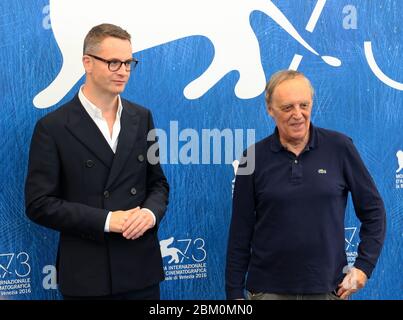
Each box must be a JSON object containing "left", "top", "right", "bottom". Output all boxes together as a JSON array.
[
  {"left": 141, "top": 110, "right": 169, "bottom": 226},
  {"left": 25, "top": 120, "right": 108, "bottom": 242}
]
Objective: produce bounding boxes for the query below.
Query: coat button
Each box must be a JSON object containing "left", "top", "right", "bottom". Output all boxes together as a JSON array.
[
  {"left": 103, "top": 190, "right": 110, "bottom": 198},
  {"left": 137, "top": 154, "right": 144, "bottom": 162},
  {"left": 130, "top": 187, "right": 137, "bottom": 195},
  {"left": 85, "top": 160, "right": 94, "bottom": 168}
]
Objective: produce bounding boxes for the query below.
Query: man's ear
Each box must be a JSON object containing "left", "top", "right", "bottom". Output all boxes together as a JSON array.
[
  {"left": 267, "top": 104, "right": 274, "bottom": 117},
  {"left": 82, "top": 55, "right": 92, "bottom": 73}
]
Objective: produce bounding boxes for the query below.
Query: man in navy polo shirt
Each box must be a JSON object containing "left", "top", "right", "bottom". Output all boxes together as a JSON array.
[{"left": 225, "top": 70, "right": 386, "bottom": 300}]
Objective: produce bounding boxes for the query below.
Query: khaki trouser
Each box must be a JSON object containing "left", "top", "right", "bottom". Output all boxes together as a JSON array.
[{"left": 247, "top": 291, "right": 344, "bottom": 300}]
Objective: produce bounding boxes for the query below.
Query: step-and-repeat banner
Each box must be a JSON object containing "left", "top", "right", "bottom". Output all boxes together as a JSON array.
[{"left": 0, "top": 0, "right": 401, "bottom": 300}]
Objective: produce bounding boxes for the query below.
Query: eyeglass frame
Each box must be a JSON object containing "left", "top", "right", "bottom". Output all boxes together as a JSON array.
[{"left": 86, "top": 54, "right": 138, "bottom": 72}]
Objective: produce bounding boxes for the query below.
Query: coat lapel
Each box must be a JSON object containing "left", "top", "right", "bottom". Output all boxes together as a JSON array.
[
  {"left": 105, "top": 101, "right": 139, "bottom": 189},
  {"left": 65, "top": 96, "right": 114, "bottom": 168}
]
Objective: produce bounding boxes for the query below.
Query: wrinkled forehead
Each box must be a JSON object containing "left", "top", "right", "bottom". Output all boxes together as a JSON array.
[{"left": 272, "top": 77, "right": 313, "bottom": 101}]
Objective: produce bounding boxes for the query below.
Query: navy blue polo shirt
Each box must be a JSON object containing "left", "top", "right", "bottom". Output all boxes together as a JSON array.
[{"left": 225, "top": 124, "right": 386, "bottom": 299}]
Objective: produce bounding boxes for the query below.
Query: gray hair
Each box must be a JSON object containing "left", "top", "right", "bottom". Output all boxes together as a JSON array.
[{"left": 265, "top": 70, "right": 314, "bottom": 107}]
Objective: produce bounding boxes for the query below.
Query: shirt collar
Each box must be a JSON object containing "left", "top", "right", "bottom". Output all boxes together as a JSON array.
[
  {"left": 270, "top": 123, "right": 318, "bottom": 153},
  {"left": 78, "top": 86, "right": 123, "bottom": 120}
]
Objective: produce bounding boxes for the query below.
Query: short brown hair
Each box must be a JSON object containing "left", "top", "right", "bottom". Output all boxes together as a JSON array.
[
  {"left": 265, "top": 70, "right": 314, "bottom": 107},
  {"left": 83, "top": 23, "right": 131, "bottom": 55}
]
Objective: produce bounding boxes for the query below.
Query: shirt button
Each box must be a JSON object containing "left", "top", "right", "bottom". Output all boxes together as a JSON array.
[
  {"left": 137, "top": 154, "right": 145, "bottom": 162},
  {"left": 103, "top": 191, "right": 110, "bottom": 198},
  {"left": 130, "top": 187, "right": 137, "bottom": 195},
  {"left": 85, "top": 160, "right": 94, "bottom": 168},
  {"left": 294, "top": 160, "right": 298, "bottom": 164}
]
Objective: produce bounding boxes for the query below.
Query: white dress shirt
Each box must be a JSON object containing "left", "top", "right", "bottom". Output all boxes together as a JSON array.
[
  {"left": 79, "top": 87, "right": 122, "bottom": 153},
  {"left": 78, "top": 87, "right": 156, "bottom": 232}
]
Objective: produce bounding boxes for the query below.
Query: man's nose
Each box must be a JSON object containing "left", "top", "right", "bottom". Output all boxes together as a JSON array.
[{"left": 292, "top": 106, "right": 303, "bottom": 118}]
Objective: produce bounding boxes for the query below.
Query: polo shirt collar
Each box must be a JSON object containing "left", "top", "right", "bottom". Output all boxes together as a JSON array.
[{"left": 270, "top": 123, "right": 318, "bottom": 152}]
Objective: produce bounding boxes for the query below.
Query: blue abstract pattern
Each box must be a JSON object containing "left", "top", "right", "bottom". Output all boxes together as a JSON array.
[{"left": 0, "top": 0, "right": 401, "bottom": 300}]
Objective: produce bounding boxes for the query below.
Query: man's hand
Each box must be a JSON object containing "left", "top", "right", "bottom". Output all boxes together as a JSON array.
[
  {"left": 122, "top": 208, "right": 155, "bottom": 240},
  {"left": 337, "top": 267, "right": 368, "bottom": 299},
  {"left": 109, "top": 207, "right": 139, "bottom": 233}
]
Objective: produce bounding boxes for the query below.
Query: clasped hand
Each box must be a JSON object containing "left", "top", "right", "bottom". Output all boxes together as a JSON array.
[{"left": 110, "top": 207, "right": 154, "bottom": 240}]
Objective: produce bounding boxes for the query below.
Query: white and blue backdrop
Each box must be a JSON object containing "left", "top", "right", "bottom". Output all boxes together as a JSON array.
[{"left": 0, "top": 0, "right": 402, "bottom": 300}]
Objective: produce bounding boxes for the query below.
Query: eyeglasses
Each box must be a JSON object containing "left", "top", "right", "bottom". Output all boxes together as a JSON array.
[{"left": 86, "top": 54, "right": 138, "bottom": 72}]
